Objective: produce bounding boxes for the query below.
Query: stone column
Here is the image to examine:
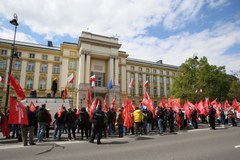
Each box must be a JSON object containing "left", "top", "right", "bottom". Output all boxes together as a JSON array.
[
  {"left": 114, "top": 58, "right": 119, "bottom": 86},
  {"left": 135, "top": 73, "right": 139, "bottom": 96},
  {"left": 85, "top": 53, "right": 91, "bottom": 83},
  {"left": 157, "top": 75, "right": 160, "bottom": 97},
  {"left": 78, "top": 51, "right": 85, "bottom": 85}
]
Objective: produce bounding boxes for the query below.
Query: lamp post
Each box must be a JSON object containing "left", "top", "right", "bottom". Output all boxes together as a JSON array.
[{"left": 4, "top": 13, "right": 19, "bottom": 112}]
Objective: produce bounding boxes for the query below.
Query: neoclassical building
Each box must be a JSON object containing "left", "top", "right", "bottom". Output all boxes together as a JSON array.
[{"left": 0, "top": 32, "right": 178, "bottom": 108}]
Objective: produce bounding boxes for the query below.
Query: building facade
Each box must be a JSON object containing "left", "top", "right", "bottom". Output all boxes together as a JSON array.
[{"left": 0, "top": 32, "right": 178, "bottom": 109}]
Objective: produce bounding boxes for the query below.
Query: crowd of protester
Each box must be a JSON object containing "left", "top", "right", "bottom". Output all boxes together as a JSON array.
[{"left": 0, "top": 100, "right": 239, "bottom": 146}]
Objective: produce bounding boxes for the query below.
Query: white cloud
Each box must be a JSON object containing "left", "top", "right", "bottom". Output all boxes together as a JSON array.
[
  {"left": 0, "top": 0, "right": 239, "bottom": 74},
  {"left": 0, "top": 27, "right": 37, "bottom": 43}
]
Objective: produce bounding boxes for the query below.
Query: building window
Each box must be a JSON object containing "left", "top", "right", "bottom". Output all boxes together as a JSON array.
[
  {"left": 53, "top": 65, "right": 60, "bottom": 74},
  {"left": 160, "top": 70, "right": 163, "bottom": 75},
  {"left": 160, "top": 77, "right": 164, "bottom": 83},
  {"left": 153, "top": 76, "right": 157, "bottom": 83},
  {"left": 139, "top": 86, "right": 143, "bottom": 96},
  {"left": 154, "top": 87, "right": 157, "bottom": 96},
  {"left": 27, "top": 62, "right": 35, "bottom": 72},
  {"left": 69, "top": 61, "right": 76, "bottom": 70},
  {"left": 130, "top": 73, "right": 134, "bottom": 79},
  {"left": 139, "top": 67, "right": 142, "bottom": 72},
  {"left": 39, "top": 79, "right": 46, "bottom": 90},
  {"left": 138, "top": 74, "right": 143, "bottom": 81},
  {"left": 14, "top": 61, "right": 21, "bottom": 70},
  {"left": 153, "top": 69, "right": 157, "bottom": 73},
  {"left": 166, "top": 71, "right": 169, "bottom": 75},
  {"left": 1, "top": 50, "right": 7, "bottom": 55},
  {"left": 54, "top": 56, "right": 60, "bottom": 61},
  {"left": 166, "top": 77, "right": 170, "bottom": 84},
  {"left": 146, "top": 68, "right": 150, "bottom": 72},
  {"left": 160, "top": 87, "right": 164, "bottom": 97},
  {"left": 41, "top": 64, "right": 47, "bottom": 73},
  {"left": 130, "top": 66, "right": 134, "bottom": 70},
  {"left": 0, "top": 60, "right": 7, "bottom": 70},
  {"left": 0, "top": 75, "right": 4, "bottom": 87},
  {"left": 42, "top": 55, "right": 48, "bottom": 60},
  {"left": 26, "top": 77, "right": 33, "bottom": 89},
  {"left": 29, "top": 53, "right": 35, "bottom": 58},
  {"left": 172, "top": 72, "right": 175, "bottom": 76},
  {"left": 146, "top": 75, "right": 150, "bottom": 81},
  {"left": 15, "top": 52, "right": 22, "bottom": 57}
]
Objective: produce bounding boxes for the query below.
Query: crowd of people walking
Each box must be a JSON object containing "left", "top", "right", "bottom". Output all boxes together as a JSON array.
[{"left": 0, "top": 100, "right": 239, "bottom": 146}]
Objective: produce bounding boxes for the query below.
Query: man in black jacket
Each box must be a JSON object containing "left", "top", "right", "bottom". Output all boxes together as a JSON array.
[
  {"left": 209, "top": 106, "right": 216, "bottom": 129},
  {"left": 22, "top": 106, "right": 36, "bottom": 146},
  {"left": 65, "top": 108, "right": 77, "bottom": 140},
  {"left": 89, "top": 104, "right": 105, "bottom": 144},
  {"left": 37, "top": 104, "right": 48, "bottom": 143}
]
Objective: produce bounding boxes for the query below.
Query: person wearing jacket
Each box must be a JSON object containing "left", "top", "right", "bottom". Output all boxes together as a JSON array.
[
  {"left": 78, "top": 107, "right": 90, "bottom": 140},
  {"left": 37, "top": 104, "right": 48, "bottom": 143},
  {"left": 22, "top": 105, "right": 36, "bottom": 146},
  {"left": 133, "top": 106, "right": 143, "bottom": 136},
  {"left": 89, "top": 104, "right": 105, "bottom": 144},
  {"left": 65, "top": 108, "right": 77, "bottom": 140}
]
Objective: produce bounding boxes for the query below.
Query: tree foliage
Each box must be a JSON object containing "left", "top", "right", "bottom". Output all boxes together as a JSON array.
[{"left": 171, "top": 56, "right": 239, "bottom": 103}]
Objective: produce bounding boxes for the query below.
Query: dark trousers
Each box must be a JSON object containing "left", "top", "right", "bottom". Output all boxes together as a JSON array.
[
  {"left": 21, "top": 126, "right": 34, "bottom": 145},
  {"left": 90, "top": 124, "right": 103, "bottom": 143},
  {"left": 192, "top": 119, "right": 198, "bottom": 129},
  {"left": 168, "top": 119, "right": 174, "bottom": 132},
  {"left": 209, "top": 117, "right": 215, "bottom": 129},
  {"left": 67, "top": 123, "right": 76, "bottom": 139}
]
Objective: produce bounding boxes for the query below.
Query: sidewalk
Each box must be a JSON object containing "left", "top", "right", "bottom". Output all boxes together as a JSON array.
[{"left": 0, "top": 122, "right": 238, "bottom": 145}]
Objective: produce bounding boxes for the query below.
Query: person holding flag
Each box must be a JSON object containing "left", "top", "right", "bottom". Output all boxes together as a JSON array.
[{"left": 53, "top": 105, "right": 67, "bottom": 140}]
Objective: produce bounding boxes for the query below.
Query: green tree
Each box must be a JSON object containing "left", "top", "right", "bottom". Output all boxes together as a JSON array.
[{"left": 171, "top": 56, "right": 231, "bottom": 103}]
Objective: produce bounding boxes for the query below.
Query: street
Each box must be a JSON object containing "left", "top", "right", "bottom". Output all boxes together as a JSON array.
[{"left": 0, "top": 126, "right": 240, "bottom": 160}]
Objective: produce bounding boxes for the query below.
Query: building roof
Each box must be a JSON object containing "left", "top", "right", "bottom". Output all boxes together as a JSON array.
[{"left": 127, "top": 57, "right": 179, "bottom": 69}]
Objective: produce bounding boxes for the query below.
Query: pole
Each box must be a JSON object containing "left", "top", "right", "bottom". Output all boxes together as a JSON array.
[{"left": 5, "top": 24, "right": 17, "bottom": 112}]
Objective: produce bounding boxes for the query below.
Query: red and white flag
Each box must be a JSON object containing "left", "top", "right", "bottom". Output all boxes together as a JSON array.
[
  {"left": 0, "top": 76, "right": 4, "bottom": 83},
  {"left": 89, "top": 75, "right": 96, "bottom": 88},
  {"left": 143, "top": 80, "right": 149, "bottom": 87},
  {"left": 8, "top": 96, "right": 28, "bottom": 125},
  {"left": 103, "top": 95, "right": 108, "bottom": 112},
  {"left": 129, "top": 78, "right": 134, "bottom": 89},
  {"left": 67, "top": 73, "right": 74, "bottom": 83},
  {"left": 9, "top": 73, "right": 25, "bottom": 100},
  {"left": 29, "top": 101, "right": 36, "bottom": 112},
  {"left": 58, "top": 104, "right": 64, "bottom": 117}
]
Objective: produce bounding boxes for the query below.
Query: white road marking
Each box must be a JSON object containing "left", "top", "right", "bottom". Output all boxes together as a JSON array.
[{"left": 234, "top": 145, "right": 240, "bottom": 149}]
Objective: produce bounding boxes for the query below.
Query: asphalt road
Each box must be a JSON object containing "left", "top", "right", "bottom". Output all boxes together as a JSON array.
[{"left": 0, "top": 127, "right": 240, "bottom": 160}]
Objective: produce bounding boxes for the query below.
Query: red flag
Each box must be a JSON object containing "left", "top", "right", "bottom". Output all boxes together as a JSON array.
[
  {"left": 158, "top": 98, "right": 166, "bottom": 107},
  {"left": 67, "top": 73, "right": 74, "bottom": 83},
  {"left": 103, "top": 95, "right": 108, "bottom": 112},
  {"left": 123, "top": 98, "right": 134, "bottom": 129},
  {"left": 62, "top": 85, "right": 68, "bottom": 100},
  {"left": 129, "top": 78, "right": 134, "bottom": 89},
  {"left": 8, "top": 74, "right": 25, "bottom": 100},
  {"left": 232, "top": 98, "right": 239, "bottom": 110},
  {"left": 196, "top": 100, "right": 206, "bottom": 115},
  {"left": 222, "top": 99, "right": 229, "bottom": 111},
  {"left": 172, "top": 98, "right": 181, "bottom": 113},
  {"left": 204, "top": 97, "right": 210, "bottom": 108},
  {"left": 89, "top": 97, "right": 99, "bottom": 120},
  {"left": 143, "top": 80, "right": 149, "bottom": 87},
  {"left": 29, "top": 101, "right": 36, "bottom": 112},
  {"left": 183, "top": 100, "right": 192, "bottom": 119},
  {"left": 144, "top": 90, "right": 150, "bottom": 100},
  {"left": 86, "top": 87, "right": 91, "bottom": 110},
  {"left": 58, "top": 104, "right": 64, "bottom": 117},
  {"left": 8, "top": 96, "right": 28, "bottom": 125},
  {"left": 110, "top": 96, "right": 116, "bottom": 110}
]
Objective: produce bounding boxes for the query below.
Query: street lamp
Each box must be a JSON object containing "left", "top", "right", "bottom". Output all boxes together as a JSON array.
[{"left": 4, "top": 13, "right": 19, "bottom": 112}]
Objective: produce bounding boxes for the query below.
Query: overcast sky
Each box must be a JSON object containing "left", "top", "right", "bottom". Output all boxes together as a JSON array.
[{"left": 0, "top": 0, "right": 239, "bottom": 75}]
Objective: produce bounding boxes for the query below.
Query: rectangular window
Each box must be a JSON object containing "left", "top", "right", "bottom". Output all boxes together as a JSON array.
[
  {"left": 138, "top": 74, "right": 143, "bottom": 81},
  {"left": 153, "top": 69, "right": 156, "bottom": 73},
  {"left": 160, "top": 77, "right": 164, "bottom": 83},
  {"left": 28, "top": 62, "right": 35, "bottom": 72},
  {"left": 139, "top": 67, "right": 142, "bottom": 72},
  {"left": 1, "top": 50, "right": 7, "bottom": 55},
  {"left": 160, "top": 70, "right": 163, "bottom": 75},
  {"left": 54, "top": 56, "right": 60, "bottom": 61},
  {"left": 146, "top": 75, "right": 150, "bottom": 81},
  {"left": 42, "top": 55, "right": 48, "bottom": 60},
  {"left": 154, "top": 87, "right": 157, "bottom": 96},
  {"left": 14, "top": 61, "right": 21, "bottom": 70},
  {"left": 53, "top": 65, "right": 60, "bottom": 74},
  {"left": 130, "top": 66, "right": 134, "bottom": 70},
  {"left": 139, "top": 87, "right": 143, "bottom": 96},
  {"left": 153, "top": 76, "right": 157, "bottom": 83},
  {"left": 41, "top": 64, "right": 47, "bottom": 73},
  {"left": 16, "top": 52, "right": 22, "bottom": 57},
  {"left": 69, "top": 61, "right": 76, "bottom": 70},
  {"left": 29, "top": 53, "right": 35, "bottom": 58},
  {"left": 166, "top": 77, "right": 170, "bottom": 84},
  {"left": 146, "top": 68, "right": 150, "bottom": 72},
  {"left": 0, "top": 60, "right": 7, "bottom": 70},
  {"left": 166, "top": 71, "right": 169, "bottom": 75}
]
